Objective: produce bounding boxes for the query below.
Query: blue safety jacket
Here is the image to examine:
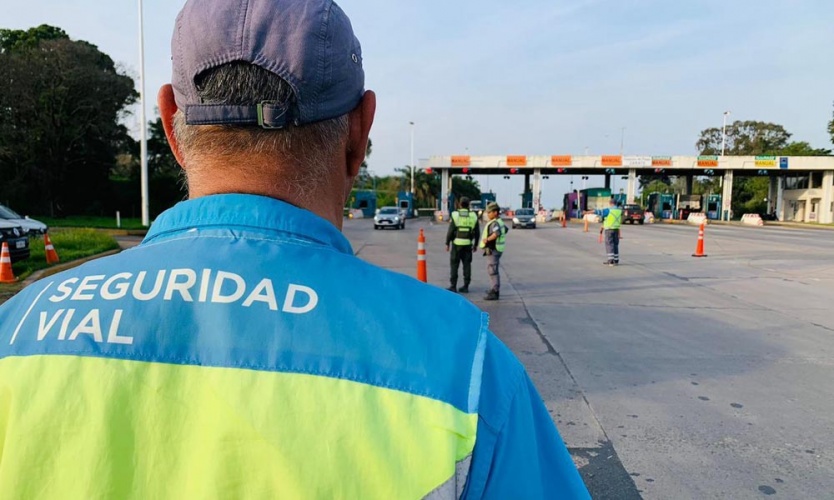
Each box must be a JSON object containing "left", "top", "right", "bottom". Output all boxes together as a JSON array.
[{"left": 0, "top": 194, "right": 588, "bottom": 499}]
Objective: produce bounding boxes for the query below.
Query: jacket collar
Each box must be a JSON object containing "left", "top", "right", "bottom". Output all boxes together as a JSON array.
[{"left": 142, "top": 194, "right": 353, "bottom": 255}]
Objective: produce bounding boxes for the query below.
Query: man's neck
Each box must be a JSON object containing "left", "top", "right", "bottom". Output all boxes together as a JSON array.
[{"left": 187, "top": 166, "right": 348, "bottom": 229}]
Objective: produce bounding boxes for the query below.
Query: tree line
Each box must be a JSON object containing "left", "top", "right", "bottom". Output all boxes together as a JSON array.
[{"left": 1, "top": 25, "right": 833, "bottom": 220}]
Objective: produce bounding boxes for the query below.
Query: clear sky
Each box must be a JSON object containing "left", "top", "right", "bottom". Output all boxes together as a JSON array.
[{"left": 3, "top": 0, "right": 833, "bottom": 208}]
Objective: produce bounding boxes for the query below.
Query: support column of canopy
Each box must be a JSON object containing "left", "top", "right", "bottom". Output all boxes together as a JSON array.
[
  {"left": 627, "top": 169, "right": 637, "bottom": 204},
  {"left": 722, "top": 170, "right": 734, "bottom": 221}
]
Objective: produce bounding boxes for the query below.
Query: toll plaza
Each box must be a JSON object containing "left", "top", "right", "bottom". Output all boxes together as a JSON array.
[{"left": 425, "top": 155, "right": 834, "bottom": 223}]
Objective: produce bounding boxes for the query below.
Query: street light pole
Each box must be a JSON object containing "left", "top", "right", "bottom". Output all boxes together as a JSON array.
[
  {"left": 721, "top": 111, "right": 731, "bottom": 156},
  {"left": 138, "top": 0, "right": 149, "bottom": 227},
  {"left": 409, "top": 121, "right": 415, "bottom": 194},
  {"left": 721, "top": 110, "right": 731, "bottom": 221}
]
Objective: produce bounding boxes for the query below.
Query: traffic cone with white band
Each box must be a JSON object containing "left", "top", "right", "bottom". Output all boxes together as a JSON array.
[
  {"left": 417, "top": 229, "right": 427, "bottom": 282},
  {"left": 44, "top": 233, "right": 60, "bottom": 264},
  {"left": 0, "top": 242, "right": 16, "bottom": 283},
  {"left": 692, "top": 222, "right": 707, "bottom": 258}
]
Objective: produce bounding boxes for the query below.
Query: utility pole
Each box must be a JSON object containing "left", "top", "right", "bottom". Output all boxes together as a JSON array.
[{"left": 138, "top": 0, "right": 149, "bottom": 227}]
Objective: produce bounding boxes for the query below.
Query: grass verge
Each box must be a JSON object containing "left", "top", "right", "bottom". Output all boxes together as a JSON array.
[{"left": 8, "top": 228, "right": 120, "bottom": 282}]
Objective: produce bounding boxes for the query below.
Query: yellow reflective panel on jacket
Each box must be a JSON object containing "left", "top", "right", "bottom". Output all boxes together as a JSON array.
[
  {"left": 604, "top": 208, "right": 623, "bottom": 230},
  {"left": 451, "top": 210, "right": 478, "bottom": 246},
  {"left": 0, "top": 355, "right": 478, "bottom": 499}
]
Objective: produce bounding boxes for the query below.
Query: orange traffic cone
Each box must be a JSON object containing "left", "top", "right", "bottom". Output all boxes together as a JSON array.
[
  {"left": 0, "top": 242, "right": 16, "bottom": 283},
  {"left": 417, "top": 228, "right": 427, "bottom": 282},
  {"left": 598, "top": 229, "right": 603, "bottom": 244},
  {"left": 44, "top": 233, "right": 60, "bottom": 264},
  {"left": 692, "top": 222, "right": 707, "bottom": 258},
  {"left": 561, "top": 214, "right": 567, "bottom": 228}
]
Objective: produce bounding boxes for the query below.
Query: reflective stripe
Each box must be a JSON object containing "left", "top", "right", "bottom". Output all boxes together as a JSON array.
[
  {"left": 423, "top": 454, "right": 472, "bottom": 500},
  {"left": 418, "top": 255, "right": 426, "bottom": 261},
  {"left": 0, "top": 355, "right": 479, "bottom": 498}
]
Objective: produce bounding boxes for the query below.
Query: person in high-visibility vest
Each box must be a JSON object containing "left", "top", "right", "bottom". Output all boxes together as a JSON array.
[
  {"left": 0, "top": 1, "right": 589, "bottom": 498},
  {"left": 479, "top": 202, "right": 508, "bottom": 300},
  {"left": 601, "top": 198, "right": 624, "bottom": 266},
  {"left": 445, "top": 196, "right": 480, "bottom": 293}
]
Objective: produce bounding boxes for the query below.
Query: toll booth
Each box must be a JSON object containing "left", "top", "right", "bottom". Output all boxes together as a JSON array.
[
  {"left": 612, "top": 192, "right": 628, "bottom": 207},
  {"left": 675, "top": 194, "right": 703, "bottom": 220},
  {"left": 351, "top": 190, "right": 377, "bottom": 218},
  {"left": 520, "top": 192, "right": 533, "bottom": 209},
  {"left": 705, "top": 194, "right": 722, "bottom": 220},
  {"left": 581, "top": 188, "right": 612, "bottom": 215},
  {"left": 647, "top": 193, "right": 676, "bottom": 219},
  {"left": 397, "top": 191, "right": 415, "bottom": 218},
  {"left": 480, "top": 192, "right": 496, "bottom": 207},
  {"left": 563, "top": 191, "right": 579, "bottom": 219}
]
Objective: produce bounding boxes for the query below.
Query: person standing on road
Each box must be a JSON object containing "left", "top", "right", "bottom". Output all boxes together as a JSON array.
[
  {"left": 601, "top": 198, "right": 623, "bottom": 266},
  {"left": 0, "top": 0, "right": 588, "bottom": 498},
  {"left": 445, "top": 196, "right": 480, "bottom": 293},
  {"left": 480, "top": 202, "right": 508, "bottom": 301}
]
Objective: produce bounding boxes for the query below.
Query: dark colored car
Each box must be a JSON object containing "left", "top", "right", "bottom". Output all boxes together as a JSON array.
[
  {"left": 0, "top": 220, "right": 30, "bottom": 262},
  {"left": 622, "top": 204, "right": 645, "bottom": 225}
]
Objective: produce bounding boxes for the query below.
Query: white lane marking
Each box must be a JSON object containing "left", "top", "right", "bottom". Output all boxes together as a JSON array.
[{"left": 9, "top": 282, "right": 54, "bottom": 345}]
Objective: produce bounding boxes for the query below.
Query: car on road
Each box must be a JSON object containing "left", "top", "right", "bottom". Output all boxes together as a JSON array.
[
  {"left": 0, "top": 204, "right": 48, "bottom": 235},
  {"left": 512, "top": 208, "right": 537, "bottom": 229},
  {"left": 0, "top": 220, "right": 30, "bottom": 262},
  {"left": 373, "top": 206, "right": 406, "bottom": 230},
  {"left": 622, "top": 204, "right": 645, "bottom": 225}
]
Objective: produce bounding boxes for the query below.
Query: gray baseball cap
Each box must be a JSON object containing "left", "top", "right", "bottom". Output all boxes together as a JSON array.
[{"left": 171, "top": 0, "right": 364, "bottom": 129}]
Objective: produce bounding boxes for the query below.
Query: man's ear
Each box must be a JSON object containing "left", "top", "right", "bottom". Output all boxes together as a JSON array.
[
  {"left": 346, "top": 90, "right": 376, "bottom": 178},
  {"left": 157, "top": 84, "right": 187, "bottom": 167}
]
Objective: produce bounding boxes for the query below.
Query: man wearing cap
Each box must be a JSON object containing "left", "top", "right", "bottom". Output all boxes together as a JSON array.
[
  {"left": 445, "top": 196, "right": 480, "bottom": 293},
  {"left": 479, "top": 202, "right": 508, "bottom": 301},
  {"left": 0, "top": 0, "right": 588, "bottom": 498},
  {"left": 601, "top": 198, "right": 623, "bottom": 266}
]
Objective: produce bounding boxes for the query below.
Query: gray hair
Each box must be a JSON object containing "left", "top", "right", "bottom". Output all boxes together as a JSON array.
[{"left": 172, "top": 62, "right": 350, "bottom": 199}]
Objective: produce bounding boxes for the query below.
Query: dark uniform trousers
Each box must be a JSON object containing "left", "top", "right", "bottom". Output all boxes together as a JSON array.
[{"left": 450, "top": 244, "right": 473, "bottom": 287}]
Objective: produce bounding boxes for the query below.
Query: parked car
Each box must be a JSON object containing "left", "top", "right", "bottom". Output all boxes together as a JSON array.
[
  {"left": 374, "top": 206, "right": 406, "bottom": 230},
  {"left": 0, "top": 204, "right": 48, "bottom": 235},
  {"left": 622, "top": 204, "right": 645, "bottom": 225},
  {"left": 512, "top": 208, "right": 536, "bottom": 229},
  {"left": 0, "top": 220, "right": 30, "bottom": 262}
]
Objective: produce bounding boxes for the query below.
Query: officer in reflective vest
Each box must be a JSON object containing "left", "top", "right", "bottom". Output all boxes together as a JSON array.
[
  {"left": 446, "top": 197, "right": 480, "bottom": 293},
  {"left": 479, "top": 202, "right": 507, "bottom": 300},
  {"left": 601, "top": 198, "right": 623, "bottom": 266}
]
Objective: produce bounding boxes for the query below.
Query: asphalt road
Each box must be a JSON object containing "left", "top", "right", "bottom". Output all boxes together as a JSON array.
[{"left": 344, "top": 218, "right": 834, "bottom": 499}]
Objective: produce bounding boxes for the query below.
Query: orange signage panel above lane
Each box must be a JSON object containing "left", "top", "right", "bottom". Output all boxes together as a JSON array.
[
  {"left": 551, "top": 155, "right": 572, "bottom": 166},
  {"left": 451, "top": 155, "right": 471, "bottom": 167},
  {"left": 602, "top": 155, "right": 622, "bottom": 167},
  {"left": 507, "top": 155, "right": 527, "bottom": 167}
]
